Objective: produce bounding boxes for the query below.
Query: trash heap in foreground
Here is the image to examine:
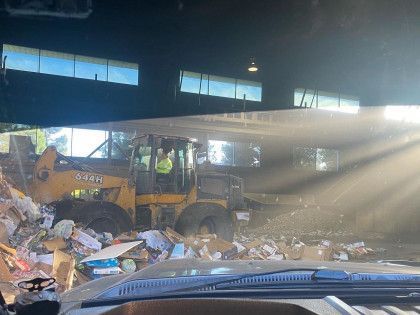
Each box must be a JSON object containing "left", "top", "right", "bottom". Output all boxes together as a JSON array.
[{"left": 0, "top": 175, "right": 381, "bottom": 294}]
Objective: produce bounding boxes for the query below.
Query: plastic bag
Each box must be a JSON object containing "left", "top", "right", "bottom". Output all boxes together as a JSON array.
[
  {"left": 121, "top": 259, "right": 136, "bottom": 273},
  {"left": 10, "top": 191, "right": 41, "bottom": 222},
  {"left": 53, "top": 220, "right": 75, "bottom": 239}
]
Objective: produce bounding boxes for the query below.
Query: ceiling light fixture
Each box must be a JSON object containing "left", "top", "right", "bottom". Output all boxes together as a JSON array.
[{"left": 247, "top": 57, "right": 258, "bottom": 72}]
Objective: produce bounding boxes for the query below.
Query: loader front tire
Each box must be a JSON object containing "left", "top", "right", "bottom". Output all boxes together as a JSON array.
[
  {"left": 53, "top": 200, "right": 133, "bottom": 235},
  {"left": 175, "top": 203, "right": 233, "bottom": 241}
]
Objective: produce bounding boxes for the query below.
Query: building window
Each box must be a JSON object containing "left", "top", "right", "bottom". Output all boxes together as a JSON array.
[
  {"left": 111, "top": 131, "right": 134, "bottom": 159},
  {"left": 71, "top": 129, "right": 108, "bottom": 158},
  {"left": 294, "top": 88, "right": 359, "bottom": 114},
  {"left": 207, "top": 140, "right": 261, "bottom": 167},
  {"left": 108, "top": 60, "right": 139, "bottom": 85},
  {"left": 384, "top": 105, "right": 420, "bottom": 123},
  {"left": 180, "top": 70, "right": 262, "bottom": 102},
  {"left": 40, "top": 50, "right": 74, "bottom": 77},
  {"left": 236, "top": 79, "right": 262, "bottom": 102},
  {"left": 75, "top": 55, "right": 107, "bottom": 81},
  {"left": 1, "top": 44, "right": 139, "bottom": 86},
  {"left": 2, "top": 44, "right": 39, "bottom": 72},
  {"left": 293, "top": 146, "right": 339, "bottom": 172},
  {"left": 208, "top": 75, "right": 236, "bottom": 98}
]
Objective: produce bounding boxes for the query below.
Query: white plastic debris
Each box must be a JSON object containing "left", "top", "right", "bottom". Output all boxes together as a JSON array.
[
  {"left": 53, "top": 220, "right": 75, "bottom": 239},
  {"left": 233, "top": 241, "right": 246, "bottom": 253},
  {"left": 333, "top": 252, "right": 349, "bottom": 261},
  {"left": 137, "top": 230, "right": 172, "bottom": 251},
  {"left": 40, "top": 214, "right": 54, "bottom": 229},
  {"left": 262, "top": 244, "right": 276, "bottom": 256},
  {"left": 184, "top": 246, "right": 196, "bottom": 258},
  {"left": 71, "top": 229, "right": 102, "bottom": 251},
  {"left": 0, "top": 218, "right": 17, "bottom": 236},
  {"left": 10, "top": 191, "right": 41, "bottom": 222},
  {"left": 267, "top": 254, "right": 284, "bottom": 261}
]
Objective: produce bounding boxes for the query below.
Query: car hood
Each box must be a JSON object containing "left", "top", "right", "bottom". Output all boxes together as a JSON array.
[{"left": 61, "top": 258, "right": 420, "bottom": 303}]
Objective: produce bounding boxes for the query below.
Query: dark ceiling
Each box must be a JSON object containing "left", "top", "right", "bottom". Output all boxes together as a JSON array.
[{"left": 2, "top": 0, "right": 420, "bottom": 126}]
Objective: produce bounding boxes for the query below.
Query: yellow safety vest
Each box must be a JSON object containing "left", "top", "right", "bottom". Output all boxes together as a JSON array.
[{"left": 156, "top": 157, "right": 172, "bottom": 174}]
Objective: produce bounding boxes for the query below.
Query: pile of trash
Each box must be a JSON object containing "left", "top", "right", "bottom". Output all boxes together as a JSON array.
[
  {"left": 233, "top": 234, "right": 381, "bottom": 262},
  {"left": 254, "top": 207, "right": 353, "bottom": 240},
  {"left": 0, "top": 173, "right": 384, "bottom": 299}
]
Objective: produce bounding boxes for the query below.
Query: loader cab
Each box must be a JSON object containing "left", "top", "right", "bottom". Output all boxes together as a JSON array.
[{"left": 130, "top": 134, "right": 197, "bottom": 195}]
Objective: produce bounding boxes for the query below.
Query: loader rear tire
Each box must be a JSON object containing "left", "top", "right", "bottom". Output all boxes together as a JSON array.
[
  {"left": 175, "top": 203, "right": 233, "bottom": 241},
  {"left": 53, "top": 200, "right": 133, "bottom": 235}
]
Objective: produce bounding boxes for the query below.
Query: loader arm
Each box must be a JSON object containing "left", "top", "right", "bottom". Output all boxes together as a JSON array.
[{"left": 29, "top": 146, "right": 136, "bottom": 213}]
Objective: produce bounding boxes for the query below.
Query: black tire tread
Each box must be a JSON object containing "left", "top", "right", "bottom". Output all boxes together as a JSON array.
[
  {"left": 53, "top": 200, "right": 133, "bottom": 234},
  {"left": 175, "top": 202, "right": 233, "bottom": 241}
]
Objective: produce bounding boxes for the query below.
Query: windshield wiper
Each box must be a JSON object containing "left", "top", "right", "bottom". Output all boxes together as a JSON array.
[
  {"left": 169, "top": 268, "right": 331, "bottom": 293},
  {"left": 92, "top": 268, "right": 324, "bottom": 300},
  {"left": 92, "top": 267, "right": 420, "bottom": 303}
]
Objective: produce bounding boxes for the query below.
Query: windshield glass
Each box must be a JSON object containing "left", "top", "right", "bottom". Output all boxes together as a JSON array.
[{"left": 1, "top": 0, "right": 420, "bottom": 306}]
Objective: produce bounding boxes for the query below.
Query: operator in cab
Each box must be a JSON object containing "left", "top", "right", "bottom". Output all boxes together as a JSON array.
[
  {"left": 156, "top": 146, "right": 173, "bottom": 192},
  {"left": 156, "top": 148, "right": 173, "bottom": 175}
]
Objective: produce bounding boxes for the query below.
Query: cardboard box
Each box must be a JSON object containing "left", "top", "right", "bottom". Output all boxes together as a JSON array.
[
  {"left": 277, "top": 241, "right": 288, "bottom": 253},
  {"left": 301, "top": 246, "right": 332, "bottom": 261},
  {"left": 120, "top": 248, "right": 149, "bottom": 261},
  {"left": 286, "top": 244, "right": 305, "bottom": 260},
  {"left": 206, "top": 239, "right": 238, "bottom": 260}
]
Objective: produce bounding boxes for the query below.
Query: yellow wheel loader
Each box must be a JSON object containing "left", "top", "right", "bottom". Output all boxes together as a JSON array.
[{"left": 30, "top": 134, "right": 246, "bottom": 241}]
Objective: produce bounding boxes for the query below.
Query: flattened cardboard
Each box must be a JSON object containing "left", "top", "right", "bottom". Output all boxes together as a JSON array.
[
  {"left": 120, "top": 248, "right": 149, "bottom": 261},
  {"left": 34, "top": 262, "right": 53, "bottom": 275},
  {"left": 164, "top": 227, "right": 185, "bottom": 243},
  {"left": 0, "top": 222, "right": 9, "bottom": 244},
  {"left": 207, "top": 239, "right": 237, "bottom": 260},
  {"left": 52, "top": 249, "right": 75, "bottom": 291},
  {"left": 244, "top": 240, "right": 263, "bottom": 250},
  {"left": 80, "top": 240, "right": 143, "bottom": 263},
  {"left": 0, "top": 256, "right": 13, "bottom": 282},
  {"left": 43, "top": 238, "right": 66, "bottom": 252},
  {"left": 74, "top": 270, "right": 91, "bottom": 285}
]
